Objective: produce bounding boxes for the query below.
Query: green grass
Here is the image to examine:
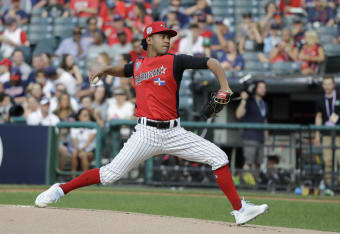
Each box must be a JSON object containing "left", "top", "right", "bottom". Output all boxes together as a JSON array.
[{"left": 0, "top": 186, "right": 340, "bottom": 232}]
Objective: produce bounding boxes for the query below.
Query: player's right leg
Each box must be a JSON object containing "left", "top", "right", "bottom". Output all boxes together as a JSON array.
[
  {"left": 35, "top": 124, "right": 161, "bottom": 208},
  {"left": 163, "top": 127, "right": 268, "bottom": 225}
]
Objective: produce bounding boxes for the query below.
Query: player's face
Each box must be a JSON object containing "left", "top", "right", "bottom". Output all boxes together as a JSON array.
[{"left": 150, "top": 33, "right": 171, "bottom": 54}]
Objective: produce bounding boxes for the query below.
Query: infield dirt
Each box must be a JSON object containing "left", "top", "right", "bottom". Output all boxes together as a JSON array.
[{"left": 0, "top": 205, "right": 335, "bottom": 234}]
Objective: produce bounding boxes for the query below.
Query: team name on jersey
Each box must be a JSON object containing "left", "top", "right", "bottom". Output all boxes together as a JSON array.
[{"left": 135, "top": 65, "right": 167, "bottom": 86}]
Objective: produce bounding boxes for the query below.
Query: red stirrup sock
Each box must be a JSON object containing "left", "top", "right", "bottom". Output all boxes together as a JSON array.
[
  {"left": 60, "top": 168, "right": 101, "bottom": 194},
  {"left": 214, "top": 165, "right": 242, "bottom": 210}
]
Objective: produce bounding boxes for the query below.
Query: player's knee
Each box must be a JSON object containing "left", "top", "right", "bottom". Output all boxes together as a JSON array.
[
  {"left": 211, "top": 150, "right": 229, "bottom": 171},
  {"left": 99, "top": 165, "right": 125, "bottom": 185}
]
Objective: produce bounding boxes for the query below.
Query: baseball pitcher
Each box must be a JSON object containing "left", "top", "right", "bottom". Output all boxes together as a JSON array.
[{"left": 35, "top": 22, "right": 268, "bottom": 225}]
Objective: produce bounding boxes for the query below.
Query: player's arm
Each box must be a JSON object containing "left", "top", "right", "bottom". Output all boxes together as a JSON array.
[
  {"left": 207, "top": 58, "right": 232, "bottom": 93},
  {"left": 175, "top": 54, "right": 232, "bottom": 93},
  {"left": 89, "top": 62, "right": 134, "bottom": 83}
]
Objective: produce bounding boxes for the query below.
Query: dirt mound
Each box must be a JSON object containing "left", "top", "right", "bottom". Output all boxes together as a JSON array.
[{"left": 0, "top": 205, "right": 331, "bottom": 234}]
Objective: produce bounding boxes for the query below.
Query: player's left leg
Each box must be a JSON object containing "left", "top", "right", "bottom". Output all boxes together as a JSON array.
[{"left": 162, "top": 126, "right": 268, "bottom": 225}]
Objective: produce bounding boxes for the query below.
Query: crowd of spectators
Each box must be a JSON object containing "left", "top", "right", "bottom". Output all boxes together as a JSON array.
[{"left": 0, "top": 0, "right": 339, "bottom": 177}]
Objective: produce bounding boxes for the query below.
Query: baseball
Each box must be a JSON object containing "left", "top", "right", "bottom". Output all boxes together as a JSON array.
[{"left": 91, "top": 76, "right": 100, "bottom": 85}]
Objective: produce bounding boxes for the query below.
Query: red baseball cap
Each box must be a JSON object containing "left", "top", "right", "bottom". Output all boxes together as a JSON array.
[
  {"left": 0, "top": 58, "right": 12, "bottom": 68},
  {"left": 142, "top": 21, "right": 177, "bottom": 50}
]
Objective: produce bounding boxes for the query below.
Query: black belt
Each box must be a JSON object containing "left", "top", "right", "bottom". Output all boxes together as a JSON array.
[{"left": 138, "top": 119, "right": 178, "bottom": 129}]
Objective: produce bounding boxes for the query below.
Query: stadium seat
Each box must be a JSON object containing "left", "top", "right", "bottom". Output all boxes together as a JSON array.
[
  {"left": 244, "top": 61, "right": 270, "bottom": 71},
  {"left": 33, "top": 37, "right": 58, "bottom": 56},
  {"left": 243, "top": 52, "right": 259, "bottom": 62},
  {"left": 323, "top": 44, "right": 340, "bottom": 56},
  {"left": 179, "top": 95, "right": 193, "bottom": 109},
  {"left": 54, "top": 25, "right": 74, "bottom": 39},
  {"left": 77, "top": 17, "right": 90, "bottom": 28},
  {"left": 317, "top": 26, "right": 338, "bottom": 37},
  {"left": 28, "top": 32, "right": 53, "bottom": 45},
  {"left": 31, "top": 8, "right": 43, "bottom": 17},
  {"left": 270, "top": 62, "right": 301, "bottom": 75},
  {"left": 212, "top": 7, "right": 234, "bottom": 18},
  {"left": 54, "top": 17, "right": 78, "bottom": 25},
  {"left": 319, "top": 35, "right": 334, "bottom": 45},
  {"left": 29, "top": 24, "right": 53, "bottom": 33},
  {"left": 179, "top": 79, "right": 192, "bottom": 96},
  {"left": 30, "top": 17, "right": 53, "bottom": 25}
]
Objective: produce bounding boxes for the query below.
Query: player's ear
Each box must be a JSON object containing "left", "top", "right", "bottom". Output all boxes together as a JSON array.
[{"left": 146, "top": 36, "right": 153, "bottom": 47}]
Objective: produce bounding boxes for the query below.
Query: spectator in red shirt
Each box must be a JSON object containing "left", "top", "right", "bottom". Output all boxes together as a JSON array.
[
  {"left": 70, "top": 0, "right": 99, "bottom": 18},
  {"left": 279, "top": 0, "right": 303, "bottom": 15},
  {"left": 105, "top": 14, "right": 133, "bottom": 46},
  {"left": 98, "top": 0, "right": 126, "bottom": 30},
  {"left": 197, "top": 14, "right": 213, "bottom": 39},
  {"left": 129, "top": 38, "right": 146, "bottom": 61},
  {"left": 126, "top": 0, "right": 152, "bottom": 19},
  {"left": 299, "top": 30, "right": 325, "bottom": 75},
  {"left": 0, "top": 17, "right": 29, "bottom": 58},
  {"left": 127, "top": 2, "right": 153, "bottom": 35}
]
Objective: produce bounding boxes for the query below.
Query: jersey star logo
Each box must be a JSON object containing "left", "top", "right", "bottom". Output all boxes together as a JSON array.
[{"left": 160, "top": 65, "right": 167, "bottom": 74}]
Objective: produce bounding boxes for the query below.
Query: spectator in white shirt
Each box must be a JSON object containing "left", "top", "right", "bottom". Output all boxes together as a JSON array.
[
  {"left": 49, "top": 83, "right": 79, "bottom": 114},
  {"left": 45, "top": 66, "right": 78, "bottom": 97},
  {"left": 0, "top": 17, "right": 29, "bottom": 58},
  {"left": 179, "top": 23, "right": 205, "bottom": 57},
  {"left": 34, "top": 69, "right": 54, "bottom": 99},
  {"left": 26, "top": 97, "right": 60, "bottom": 126},
  {"left": 70, "top": 107, "right": 97, "bottom": 178}
]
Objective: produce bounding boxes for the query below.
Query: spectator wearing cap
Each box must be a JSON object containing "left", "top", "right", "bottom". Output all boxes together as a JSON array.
[
  {"left": 307, "top": 0, "right": 335, "bottom": 27},
  {"left": 258, "top": 23, "right": 282, "bottom": 63},
  {"left": 260, "top": 2, "right": 278, "bottom": 39},
  {"left": 70, "top": 0, "right": 99, "bottom": 18},
  {"left": 45, "top": 65, "right": 78, "bottom": 97},
  {"left": 2, "top": 0, "right": 29, "bottom": 25},
  {"left": 0, "top": 17, "right": 29, "bottom": 58},
  {"left": 161, "top": 0, "right": 189, "bottom": 29},
  {"left": 3, "top": 67, "right": 26, "bottom": 103},
  {"left": 220, "top": 41, "right": 245, "bottom": 71},
  {"left": 279, "top": 0, "right": 303, "bottom": 16},
  {"left": 41, "top": 0, "right": 69, "bottom": 18},
  {"left": 237, "top": 13, "right": 263, "bottom": 54},
  {"left": 299, "top": 30, "right": 325, "bottom": 75},
  {"left": 184, "top": 0, "right": 213, "bottom": 24},
  {"left": 105, "top": 14, "right": 133, "bottom": 46},
  {"left": 111, "top": 30, "right": 133, "bottom": 64},
  {"left": 130, "top": 37, "right": 147, "bottom": 61},
  {"left": 270, "top": 28, "right": 298, "bottom": 63},
  {"left": 11, "top": 49, "right": 32, "bottom": 82},
  {"left": 128, "top": 2, "right": 154, "bottom": 35},
  {"left": 0, "top": 58, "right": 12, "bottom": 84},
  {"left": 211, "top": 18, "right": 235, "bottom": 52},
  {"left": 179, "top": 23, "right": 205, "bottom": 57},
  {"left": 164, "top": 9, "right": 180, "bottom": 27},
  {"left": 197, "top": 14, "right": 212, "bottom": 39},
  {"left": 98, "top": 0, "right": 127, "bottom": 30},
  {"left": 27, "top": 97, "right": 60, "bottom": 126},
  {"left": 86, "top": 31, "right": 111, "bottom": 64},
  {"left": 292, "top": 18, "right": 305, "bottom": 51},
  {"left": 107, "top": 87, "right": 134, "bottom": 123},
  {"left": 55, "top": 26, "right": 92, "bottom": 59},
  {"left": 98, "top": 1, "right": 124, "bottom": 30}
]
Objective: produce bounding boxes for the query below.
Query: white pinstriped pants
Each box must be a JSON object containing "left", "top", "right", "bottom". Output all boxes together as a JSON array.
[{"left": 100, "top": 119, "right": 229, "bottom": 185}]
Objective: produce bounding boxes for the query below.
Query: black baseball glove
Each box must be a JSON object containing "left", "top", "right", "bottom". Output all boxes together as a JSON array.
[{"left": 200, "top": 90, "right": 233, "bottom": 120}]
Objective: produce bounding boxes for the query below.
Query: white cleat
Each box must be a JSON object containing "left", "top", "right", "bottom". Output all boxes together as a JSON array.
[
  {"left": 231, "top": 199, "right": 269, "bottom": 225},
  {"left": 35, "top": 183, "right": 64, "bottom": 208}
]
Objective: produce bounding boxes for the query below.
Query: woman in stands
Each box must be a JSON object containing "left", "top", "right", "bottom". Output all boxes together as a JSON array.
[
  {"left": 270, "top": 28, "right": 298, "bottom": 63},
  {"left": 299, "top": 30, "right": 325, "bottom": 75},
  {"left": 220, "top": 41, "right": 245, "bottom": 71},
  {"left": 60, "top": 54, "right": 83, "bottom": 86},
  {"left": 70, "top": 108, "right": 97, "bottom": 179}
]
